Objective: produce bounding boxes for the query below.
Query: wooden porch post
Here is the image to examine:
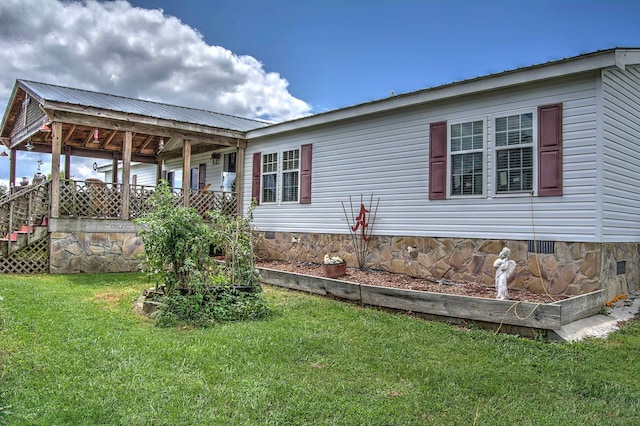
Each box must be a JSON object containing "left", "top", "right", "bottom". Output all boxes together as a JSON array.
[
  {"left": 64, "top": 146, "right": 71, "bottom": 180},
  {"left": 9, "top": 148, "right": 16, "bottom": 191},
  {"left": 50, "top": 121, "right": 62, "bottom": 218},
  {"left": 156, "top": 159, "right": 163, "bottom": 184},
  {"left": 182, "top": 139, "right": 191, "bottom": 207},
  {"left": 236, "top": 139, "right": 246, "bottom": 216},
  {"left": 121, "top": 131, "right": 132, "bottom": 219},
  {"left": 111, "top": 156, "right": 119, "bottom": 184}
]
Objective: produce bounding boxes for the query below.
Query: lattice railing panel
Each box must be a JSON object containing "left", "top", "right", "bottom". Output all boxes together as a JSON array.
[
  {"left": 52, "top": 181, "right": 236, "bottom": 220},
  {"left": 59, "top": 180, "right": 121, "bottom": 218},
  {"left": 0, "top": 237, "right": 49, "bottom": 274},
  {"left": 171, "top": 189, "right": 184, "bottom": 208},
  {"left": 0, "top": 202, "right": 8, "bottom": 236},
  {"left": 190, "top": 191, "right": 237, "bottom": 217},
  {"left": 129, "top": 185, "right": 155, "bottom": 219}
]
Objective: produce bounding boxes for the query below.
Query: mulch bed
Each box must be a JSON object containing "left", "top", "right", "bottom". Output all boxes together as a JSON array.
[{"left": 256, "top": 260, "right": 567, "bottom": 304}]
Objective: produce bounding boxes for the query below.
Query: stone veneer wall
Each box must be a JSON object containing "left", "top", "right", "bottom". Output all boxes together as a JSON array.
[
  {"left": 255, "top": 231, "right": 639, "bottom": 299},
  {"left": 49, "top": 218, "right": 144, "bottom": 274},
  {"left": 600, "top": 243, "right": 640, "bottom": 298}
]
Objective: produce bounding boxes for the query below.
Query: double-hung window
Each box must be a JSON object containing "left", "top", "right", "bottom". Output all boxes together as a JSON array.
[
  {"left": 430, "top": 104, "right": 560, "bottom": 200},
  {"left": 449, "top": 119, "right": 484, "bottom": 196},
  {"left": 281, "top": 149, "right": 300, "bottom": 202},
  {"left": 261, "top": 153, "right": 278, "bottom": 203},
  {"left": 495, "top": 112, "right": 534, "bottom": 193},
  {"left": 261, "top": 148, "right": 301, "bottom": 203}
]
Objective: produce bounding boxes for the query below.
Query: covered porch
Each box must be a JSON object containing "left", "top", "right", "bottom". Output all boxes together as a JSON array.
[
  {"left": 1, "top": 80, "right": 254, "bottom": 219},
  {"left": 0, "top": 80, "right": 267, "bottom": 273}
]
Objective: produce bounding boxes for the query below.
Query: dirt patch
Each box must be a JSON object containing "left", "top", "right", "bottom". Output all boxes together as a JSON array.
[
  {"left": 256, "top": 260, "right": 567, "bottom": 304},
  {"left": 91, "top": 290, "right": 135, "bottom": 310}
]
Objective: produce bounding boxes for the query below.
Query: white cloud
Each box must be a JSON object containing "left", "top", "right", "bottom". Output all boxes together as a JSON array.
[
  {"left": 0, "top": 0, "right": 311, "bottom": 121},
  {"left": 0, "top": 0, "right": 311, "bottom": 185}
]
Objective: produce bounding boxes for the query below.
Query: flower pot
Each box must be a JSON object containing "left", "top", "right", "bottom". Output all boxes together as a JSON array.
[{"left": 323, "top": 262, "right": 347, "bottom": 278}]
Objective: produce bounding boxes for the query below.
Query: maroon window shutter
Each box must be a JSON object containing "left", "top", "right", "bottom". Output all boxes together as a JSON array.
[
  {"left": 538, "top": 103, "right": 563, "bottom": 197},
  {"left": 198, "top": 163, "right": 206, "bottom": 190},
  {"left": 300, "top": 144, "right": 312, "bottom": 204},
  {"left": 429, "top": 122, "right": 447, "bottom": 200},
  {"left": 251, "top": 152, "right": 261, "bottom": 204}
]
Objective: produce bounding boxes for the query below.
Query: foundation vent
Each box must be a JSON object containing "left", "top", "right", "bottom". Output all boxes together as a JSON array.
[{"left": 528, "top": 240, "right": 555, "bottom": 254}]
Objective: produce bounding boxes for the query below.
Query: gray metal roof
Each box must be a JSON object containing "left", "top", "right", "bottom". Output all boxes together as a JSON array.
[{"left": 18, "top": 79, "right": 269, "bottom": 132}]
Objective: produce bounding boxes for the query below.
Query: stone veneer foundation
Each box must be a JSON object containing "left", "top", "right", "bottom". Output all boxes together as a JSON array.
[
  {"left": 255, "top": 231, "right": 640, "bottom": 300},
  {"left": 49, "top": 218, "right": 144, "bottom": 274},
  {"left": 44, "top": 217, "right": 639, "bottom": 301}
]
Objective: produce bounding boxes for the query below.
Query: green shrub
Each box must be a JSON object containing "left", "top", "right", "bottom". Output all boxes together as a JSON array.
[
  {"left": 208, "top": 201, "right": 260, "bottom": 288},
  {"left": 135, "top": 182, "right": 269, "bottom": 326},
  {"left": 135, "top": 181, "right": 217, "bottom": 294}
]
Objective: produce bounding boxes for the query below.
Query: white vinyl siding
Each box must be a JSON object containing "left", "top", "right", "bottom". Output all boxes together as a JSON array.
[
  {"left": 244, "top": 73, "right": 599, "bottom": 242},
  {"left": 601, "top": 65, "right": 640, "bottom": 242},
  {"left": 164, "top": 150, "right": 236, "bottom": 192},
  {"left": 102, "top": 162, "right": 156, "bottom": 187}
]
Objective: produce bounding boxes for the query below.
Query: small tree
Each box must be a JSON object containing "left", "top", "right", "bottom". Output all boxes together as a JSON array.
[
  {"left": 135, "top": 181, "right": 216, "bottom": 295},
  {"left": 135, "top": 181, "right": 269, "bottom": 327}
]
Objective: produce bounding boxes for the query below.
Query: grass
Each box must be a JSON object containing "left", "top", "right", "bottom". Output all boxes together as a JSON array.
[{"left": 0, "top": 273, "right": 639, "bottom": 425}]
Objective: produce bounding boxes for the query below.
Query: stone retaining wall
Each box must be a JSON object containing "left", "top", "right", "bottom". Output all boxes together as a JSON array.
[{"left": 256, "top": 231, "right": 639, "bottom": 299}]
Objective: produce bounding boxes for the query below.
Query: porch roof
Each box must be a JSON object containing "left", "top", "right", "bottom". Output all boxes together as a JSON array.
[
  {"left": 17, "top": 80, "right": 268, "bottom": 132},
  {"left": 0, "top": 79, "right": 268, "bottom": 162}
]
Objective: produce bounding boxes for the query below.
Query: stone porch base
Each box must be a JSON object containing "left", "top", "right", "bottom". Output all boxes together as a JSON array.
[{"left": 49, "top": 218, "right": 143, "bottom": 274}]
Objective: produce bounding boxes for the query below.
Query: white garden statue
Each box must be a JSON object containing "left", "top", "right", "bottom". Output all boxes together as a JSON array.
[{"left": 493, "top": 247, "right": 517, "bottom": 300}]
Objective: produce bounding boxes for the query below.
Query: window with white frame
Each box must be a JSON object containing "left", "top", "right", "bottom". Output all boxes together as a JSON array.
[
  {"left": 281, "top": 149, "right": 300, "bottom": 202},
  {"left": 261, "top": 153, "right": 278, "bottom": 203},
  {"left": 449, "top": 120, "right": 484, "bottom": 196},
  {"left": 495, "top": 112, "right": 534, "bottom": 193},
  {"left": 261, "top": 148, "right": 301, "bottom": 203}
]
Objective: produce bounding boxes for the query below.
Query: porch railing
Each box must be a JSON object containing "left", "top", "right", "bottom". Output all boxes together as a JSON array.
[
  {"left": 58, "top": 179, "right": 237, "bottom": 219},
  {"left": 0, "top": 180, "right": 50, "bottom": 237}
]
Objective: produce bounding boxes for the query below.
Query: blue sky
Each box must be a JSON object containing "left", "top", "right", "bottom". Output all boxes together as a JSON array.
[
  {"left": 1, "top": 0, "right": 639, "bottom": 186},
  {"left": 129, "top": 0, "right": 640, "bottom": 112}
]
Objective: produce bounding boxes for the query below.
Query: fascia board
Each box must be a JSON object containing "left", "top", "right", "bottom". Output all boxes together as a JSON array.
[
  {"left": 0, "top": 81, "right": 21, "bottom": 139},
  {"left": 615, "top": 49, "right": 640, "bottom": 70}
]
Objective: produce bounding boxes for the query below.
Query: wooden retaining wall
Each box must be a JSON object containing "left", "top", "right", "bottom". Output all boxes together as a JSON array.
[{"left": 258, "top": 267, "right": 606, "bottom": 331}]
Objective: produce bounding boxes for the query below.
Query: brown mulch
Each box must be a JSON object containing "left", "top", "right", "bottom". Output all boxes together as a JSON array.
[{"left": 256, "top": 260, "right": 566, "bottom": 304}]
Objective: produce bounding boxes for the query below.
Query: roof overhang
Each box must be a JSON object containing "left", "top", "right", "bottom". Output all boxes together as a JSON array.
[
  {"left": 248, "top": 48, "right": 640, "bottom": 139},
  {"left": 0, "top": 82, "right": 247, "bottom": 160},
  {"left": 42, "top": 101, "right": 246, "bottom": 142}
]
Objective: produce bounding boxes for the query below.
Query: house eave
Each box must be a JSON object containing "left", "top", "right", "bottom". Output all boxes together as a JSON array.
[{"left": 248, "top": 48, "right": 639, "bottom": 139}]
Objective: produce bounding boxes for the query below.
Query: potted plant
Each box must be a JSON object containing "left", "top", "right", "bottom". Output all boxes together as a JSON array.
[{"left": 322, "top": 254, "right": 347, "bottom": 278}]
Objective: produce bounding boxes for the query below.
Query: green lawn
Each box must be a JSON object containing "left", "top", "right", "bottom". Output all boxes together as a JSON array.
[{"left": 0, "top": 273, "right": 639, "bottom": 425}]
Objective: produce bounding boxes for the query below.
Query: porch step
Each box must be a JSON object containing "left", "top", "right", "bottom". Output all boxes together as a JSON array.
[
  {"left": 0, "top": 224, "right": 36, "bottom": 241},
  {"left": 0, "top": 226, "right": 49, "bottom": 256}
]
